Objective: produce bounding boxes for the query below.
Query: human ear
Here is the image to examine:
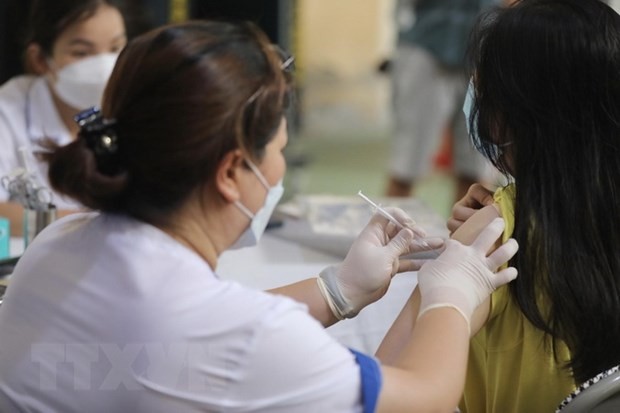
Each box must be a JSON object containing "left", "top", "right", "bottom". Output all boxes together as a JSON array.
[
  {"left": 24, "top": 43, "right": 50, "bottom": 75},
  {"left": 215, "top": 149, "right": 246, "bottom": 203}
]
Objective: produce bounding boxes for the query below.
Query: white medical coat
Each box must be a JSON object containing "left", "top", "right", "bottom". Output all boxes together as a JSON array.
[
  {"left": 0, "top": 213, "right": 370, "bottom": 412},
  {"left": 0, "top": 75, "right": 81, "bottom": 209}
]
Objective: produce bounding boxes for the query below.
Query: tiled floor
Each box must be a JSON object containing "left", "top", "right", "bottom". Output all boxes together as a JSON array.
[{"left": 283, "top": 72, "right": 456, "bottom": 221}]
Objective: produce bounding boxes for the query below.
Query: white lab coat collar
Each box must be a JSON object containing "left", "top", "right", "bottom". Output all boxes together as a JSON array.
[{"left": 26, "top": 77, "right": 72, "bottom": 146}]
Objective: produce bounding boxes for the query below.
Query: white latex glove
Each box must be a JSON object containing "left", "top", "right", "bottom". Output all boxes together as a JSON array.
[
  {"left": 317, "top": 207, "right": 444, "bottom": 320},
  {"left": 417, "top": 218, "right": 518, "bottom": 331}
]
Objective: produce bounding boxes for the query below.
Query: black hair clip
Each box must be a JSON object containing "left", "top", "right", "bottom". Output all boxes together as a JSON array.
[{"left": 74, "top": 107, "right": 121, "bottom": 174}]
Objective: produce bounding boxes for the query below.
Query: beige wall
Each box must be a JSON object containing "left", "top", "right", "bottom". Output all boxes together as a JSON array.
[{"left": 297, "top": 0, "right": 395, "bottom": 78}]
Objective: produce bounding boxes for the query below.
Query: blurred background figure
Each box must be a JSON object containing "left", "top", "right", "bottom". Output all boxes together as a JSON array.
[
  {"left": 0, "top": 0, "right": 129, "bottom": 235},
  {"left": 0, "top": 0, "right": 158, "bottom": 85},
  {"left": 384, "top": 0, "right": 500, "bottom": 201},
  {"left": 0, "top": 0, "right": 301, "bottom": 239}
]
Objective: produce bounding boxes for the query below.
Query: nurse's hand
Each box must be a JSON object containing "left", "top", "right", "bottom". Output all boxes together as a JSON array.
[
  {"left": 447, "top": 183, "right": 494, "bottom": 235},
  {"left": 317, "top": 207, "right": 443, "bottom": 320},
  {"left": 418, "top": 218, "right": 518, "bottom": 332}
]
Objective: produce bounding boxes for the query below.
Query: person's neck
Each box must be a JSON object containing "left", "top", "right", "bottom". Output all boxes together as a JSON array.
[
  {"left": 48, "top": 84, "right": 81, "bottom": 139},
  {"left": 161, "top": 206, "right": 221, "bottom": 270},
  {"left": 172, "top": 229, "right": 219, "bottom": 269}
]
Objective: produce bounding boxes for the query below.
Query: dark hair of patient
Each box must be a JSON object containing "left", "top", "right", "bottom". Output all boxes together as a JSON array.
[
  {"left": 41, "top": 21, "right": 291, "bottom": 227},
  {"left": 466, "top": 0, "right": 620, "bottom": 384}
]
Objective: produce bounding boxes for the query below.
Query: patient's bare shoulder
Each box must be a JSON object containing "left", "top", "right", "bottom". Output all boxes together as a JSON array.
[{"left": 451, "top": 204, "right": 501, "bottom": 246}]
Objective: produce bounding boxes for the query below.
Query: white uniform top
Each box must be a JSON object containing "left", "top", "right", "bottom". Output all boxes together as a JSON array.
[
  {"left": 0, "top": 75, "right": 81, "bottom": 209},
  {"left": 0, "top": 213, "right": 380, "bottom": 412}
]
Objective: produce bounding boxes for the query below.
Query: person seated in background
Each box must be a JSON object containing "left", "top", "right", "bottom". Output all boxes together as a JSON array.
[
  {"left": 0, "top": 0, "right": 127, "bottom": 235},
  {"left": 377, "top": 0, "right": 620, "bottom": 411},
  {"left": 0, "top": 19, "right": 519, "bottom": 412}
]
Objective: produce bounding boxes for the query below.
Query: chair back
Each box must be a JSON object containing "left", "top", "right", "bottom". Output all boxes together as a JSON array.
[{"left": 557, "top": 366, "right": 620, "bottom": 413}]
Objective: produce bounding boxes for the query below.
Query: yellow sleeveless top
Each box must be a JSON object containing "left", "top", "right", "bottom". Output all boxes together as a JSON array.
[{"left": 459, "top": 184, "right": 576, "bottom": 413}]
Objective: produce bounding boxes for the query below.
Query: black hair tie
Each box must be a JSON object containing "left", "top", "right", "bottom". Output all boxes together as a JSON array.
[{"left": 74, "top": 107, "right": 122, "bottom": 175}]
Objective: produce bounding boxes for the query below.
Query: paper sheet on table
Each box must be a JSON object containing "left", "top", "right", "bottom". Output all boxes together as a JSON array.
[{"left": 270, "top": 195, "right": 449, "bottom": 258}]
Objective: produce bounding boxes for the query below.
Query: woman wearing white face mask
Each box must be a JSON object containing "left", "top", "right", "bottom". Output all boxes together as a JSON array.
[
  {"left": 0, "top": 21, "right": 520, "bottom": 412},
  {"left": 0, "top": 0, "right": 126, "bottom": 236}
]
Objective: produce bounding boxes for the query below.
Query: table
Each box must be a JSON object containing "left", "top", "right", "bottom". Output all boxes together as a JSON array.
[{"left": 218, "top": 232, "right": 418, "bottom": 355}]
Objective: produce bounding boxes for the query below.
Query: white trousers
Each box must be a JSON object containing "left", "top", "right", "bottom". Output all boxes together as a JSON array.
[{"left": 389, "top": 44, "right": 489, "bottom": 182}]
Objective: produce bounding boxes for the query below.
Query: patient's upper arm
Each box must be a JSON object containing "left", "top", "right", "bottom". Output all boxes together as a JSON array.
[{"left": 451, "top": 204, "right": 502, "bottom": 247}]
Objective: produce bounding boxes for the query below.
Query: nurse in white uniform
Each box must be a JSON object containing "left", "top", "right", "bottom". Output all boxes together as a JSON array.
[
  {"left": 0, "top": 0, "right": 127, "bottom": 235},
  {"left": 0, "top": 21, "right": 519, "bottom": 412}
]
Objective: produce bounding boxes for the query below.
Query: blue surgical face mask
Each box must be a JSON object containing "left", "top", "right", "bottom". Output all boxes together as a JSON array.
[
  {"left": 463, "top": 80, "right": 512, "bottom": 158},
  {"left": 463, "top": 79, "right": 479, "bottom": 146},
  {"left": 230, "top": 160, "right": 284, "bottom": 249}
]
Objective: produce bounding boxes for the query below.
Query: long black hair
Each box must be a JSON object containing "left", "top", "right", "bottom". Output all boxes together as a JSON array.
[{"left": 467, "top": 0, "right": 620, "bottom": 384}]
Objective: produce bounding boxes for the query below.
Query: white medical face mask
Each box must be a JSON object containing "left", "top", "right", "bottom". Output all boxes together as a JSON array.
[
  {"left": 230, "top": 160, "right": 284, "bottom": 249},
  {"left": 50, "top": 53, "right": 118, "bottom": 109}
]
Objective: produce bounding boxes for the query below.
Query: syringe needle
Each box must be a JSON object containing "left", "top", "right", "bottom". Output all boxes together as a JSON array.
[
  {"left": 357, "top": 190, "right": 428, "bottom": 245},
  {"left": 357, "top": 190, "right": 403, "bottom": 229}
]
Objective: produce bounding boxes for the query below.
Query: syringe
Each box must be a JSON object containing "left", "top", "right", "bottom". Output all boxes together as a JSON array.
[{"left": 357, "top": 190, "right": 429, "bottom": 246}]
